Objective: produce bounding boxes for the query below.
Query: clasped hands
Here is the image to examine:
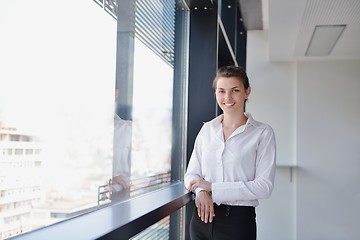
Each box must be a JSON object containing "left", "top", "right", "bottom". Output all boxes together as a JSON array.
[
  {"left": 188, "top": 178, "right": 215, "bottom": 223},
  {"left": 111, "top": 175, "right": 131, "bottom": 192}
]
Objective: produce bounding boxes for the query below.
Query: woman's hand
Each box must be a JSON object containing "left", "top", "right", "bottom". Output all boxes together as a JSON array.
[
  {"left": 111, "top": 175, "right": 130, "bottom": 192},
  {"left": 188, "top": 178, "right": 214, "bottom": 223},
  {"left": 195, "top": 190, "right": 215, "bottom": 223},
  {"left": 188, "top": 178, "right": 212, "bottom": 192}
]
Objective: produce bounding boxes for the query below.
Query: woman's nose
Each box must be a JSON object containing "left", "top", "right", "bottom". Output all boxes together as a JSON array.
[{"left": 225, "top": 92, "right": 232, "bottom": 99}]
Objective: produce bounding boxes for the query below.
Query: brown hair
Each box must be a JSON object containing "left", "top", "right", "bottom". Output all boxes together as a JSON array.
[{"left": 212, "top": 65, "right": 250, "bottom": 90}]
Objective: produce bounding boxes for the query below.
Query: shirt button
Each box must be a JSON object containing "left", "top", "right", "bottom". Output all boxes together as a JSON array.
[{"left": 225, "top": 206, "right": 230, "bottom": 216}]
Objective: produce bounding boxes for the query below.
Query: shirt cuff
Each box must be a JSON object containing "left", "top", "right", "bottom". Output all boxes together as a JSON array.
[{"left": 194, "top": 187, "right": 206, "bottom": 195}]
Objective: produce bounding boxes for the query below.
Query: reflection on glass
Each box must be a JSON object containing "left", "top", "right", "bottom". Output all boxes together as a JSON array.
[
  {"left": 108, "top": 0, "right": 175, "bottom": 204},
  {"left": 110, "top": 89, "right": 132, "bottom": 201},
  {"left": 0, "top": 0, "right": 176, "bottom": 238},
  {"left": 0, "top": 0, "right": 116, "bottom": 238}
]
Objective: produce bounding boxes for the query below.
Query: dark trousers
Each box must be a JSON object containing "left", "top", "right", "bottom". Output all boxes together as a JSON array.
[{"left": 190, "top": 204, "right": 256, "bottom": 240}]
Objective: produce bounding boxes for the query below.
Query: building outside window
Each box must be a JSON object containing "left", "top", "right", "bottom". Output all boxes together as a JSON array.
[{"left": 0, "top": 0, "right": 179, "bottom": 239}]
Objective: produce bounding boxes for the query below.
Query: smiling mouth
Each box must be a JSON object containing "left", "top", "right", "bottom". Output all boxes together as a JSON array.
[{"left": 224, "top": 102, "right": 235, "bottom": 106}]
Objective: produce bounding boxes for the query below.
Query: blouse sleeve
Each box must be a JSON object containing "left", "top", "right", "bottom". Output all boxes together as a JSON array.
[{"left": 184, "top": 126, "right": 206, "bottom": 194}]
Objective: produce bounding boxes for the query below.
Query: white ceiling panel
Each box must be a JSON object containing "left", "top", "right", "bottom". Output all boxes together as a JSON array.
[{"left": 265, "top": 0, "right": 360, "bottom": 62}]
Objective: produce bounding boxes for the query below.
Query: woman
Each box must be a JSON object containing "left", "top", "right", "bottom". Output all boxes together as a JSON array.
[{"left": 184, "top": 66, "right": 276, "bottom": 240}]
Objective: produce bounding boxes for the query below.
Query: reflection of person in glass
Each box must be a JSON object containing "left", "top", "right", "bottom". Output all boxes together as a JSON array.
[{"left": 110, "top": 89, "right": 131, "bottom": 201}]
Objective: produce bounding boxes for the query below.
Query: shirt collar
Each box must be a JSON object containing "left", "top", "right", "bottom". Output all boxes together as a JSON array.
[
  {"left": 114, "top": 113, "right": 131, "bottom": 126},
  {"left": 244, "top": 112, "right": 263, "bottom": 128},
  {"left": 209, "top": 115, "right": 224, "bottom": 140},
  {"left": 210, "top": 112, "right": 260, "bottom": 127},
  {"left": 209, "top": 112, "right": 263, "bottom": 136}
]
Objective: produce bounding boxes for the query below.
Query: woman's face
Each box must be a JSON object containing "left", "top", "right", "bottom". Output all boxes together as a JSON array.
[{"left": 215, "top": 77, "right": 251, "bottom": 114}]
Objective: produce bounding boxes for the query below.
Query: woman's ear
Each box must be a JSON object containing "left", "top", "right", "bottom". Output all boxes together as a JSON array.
[{"left": 245, "top": 87, "right": 251, "bottom": 99}]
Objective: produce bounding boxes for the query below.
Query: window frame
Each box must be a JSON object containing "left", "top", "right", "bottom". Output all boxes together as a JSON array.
[{"left": 12, "top": 183, "right": 193, "bottom": 240}]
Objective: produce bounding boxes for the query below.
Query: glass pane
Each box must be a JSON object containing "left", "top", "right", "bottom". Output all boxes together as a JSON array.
[
  {"left": 1, "top": 0, "right": 178, "bottom": 238},
  {"left": 133, "top": 40, "right": 173, "bottom": 176},
  {"left": 109, "top": 0, "right": 175, "bottom": 203},
  {"left": 131, "top": 38, "right": 173, "bottom": 186},
  {"left": 130, "top": 216, "right": 170, "bottom": 240},
  {"left": 0, "top": 0, "right": 116, "bottom": 238}
]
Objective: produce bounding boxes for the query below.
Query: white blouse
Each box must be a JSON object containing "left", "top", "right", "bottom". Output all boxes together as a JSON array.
[
  {"left": 113, "top": 114, "right": 132, "bottom": 178},
  {"left": 184, "top": 113, "right": 276, "bottom": 207}
]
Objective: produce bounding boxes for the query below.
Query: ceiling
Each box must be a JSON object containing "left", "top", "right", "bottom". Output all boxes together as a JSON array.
[{"left": 241, "top": 0, "right": 360, "bottom": 62}]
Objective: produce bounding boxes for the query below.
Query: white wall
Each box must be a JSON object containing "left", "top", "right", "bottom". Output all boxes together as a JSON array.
[
  {"left": 247, "top": 30, "right": 360, "bottom": 240},
  {"left": 247, "top": 30, "right": 297, "bottom": 240},
  {"left": 296, "top": 60, "right": 360, "bottom": 240}
]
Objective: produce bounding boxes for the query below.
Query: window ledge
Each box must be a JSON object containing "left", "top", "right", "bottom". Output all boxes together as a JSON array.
[
  {"left": 276, "top": 164, "right": 298, "bottom": 182},
  {"left": 276, "top": 164, "right": 297, "bottom": 168},
  {"left": 13, "top": 182, "right": 193, "bottom": 240}
]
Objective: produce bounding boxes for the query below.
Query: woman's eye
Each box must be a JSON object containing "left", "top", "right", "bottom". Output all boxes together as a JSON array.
[{"left": 217, "top": 90, "right": 224, "bottom": 94}]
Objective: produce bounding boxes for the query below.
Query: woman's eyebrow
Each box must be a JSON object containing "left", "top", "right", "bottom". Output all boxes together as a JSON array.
[{"left": 216, "top": 86, "right": 241, "bottom": 90}]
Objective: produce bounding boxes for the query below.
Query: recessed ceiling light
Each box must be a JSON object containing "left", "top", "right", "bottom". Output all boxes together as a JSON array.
[{"left": 305, "top": 25, "right": 346, "bottom": 56}]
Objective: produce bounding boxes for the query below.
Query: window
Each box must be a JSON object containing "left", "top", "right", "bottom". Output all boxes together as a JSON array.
[
  {"left": 0, "top": 0, "right": 116, "bottom": 238},
  {"left": 107, "top": 0, "right": 176, "bottom": 203},
  {"left": 0, "top": 0, "right": 181, "bottom": 238}
]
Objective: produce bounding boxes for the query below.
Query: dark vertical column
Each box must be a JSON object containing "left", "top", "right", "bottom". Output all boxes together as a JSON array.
[
  {"left": 115, "top": 0, "right": 135, "bottom": 120},
  {"left": 235, "top": 3, "right": 247, "bottom": 69},
  {"left": 185, "top": 4, "right": 218, "bottom": 240},
  {"left": 219, "top": 0, "right": 237, "bottom": 51},
  {"left": 217, "top": 0, "right": 247, "bottom": 68},
  {"left": 187, "top": 7, "right": 218, "bottom": 162}
]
